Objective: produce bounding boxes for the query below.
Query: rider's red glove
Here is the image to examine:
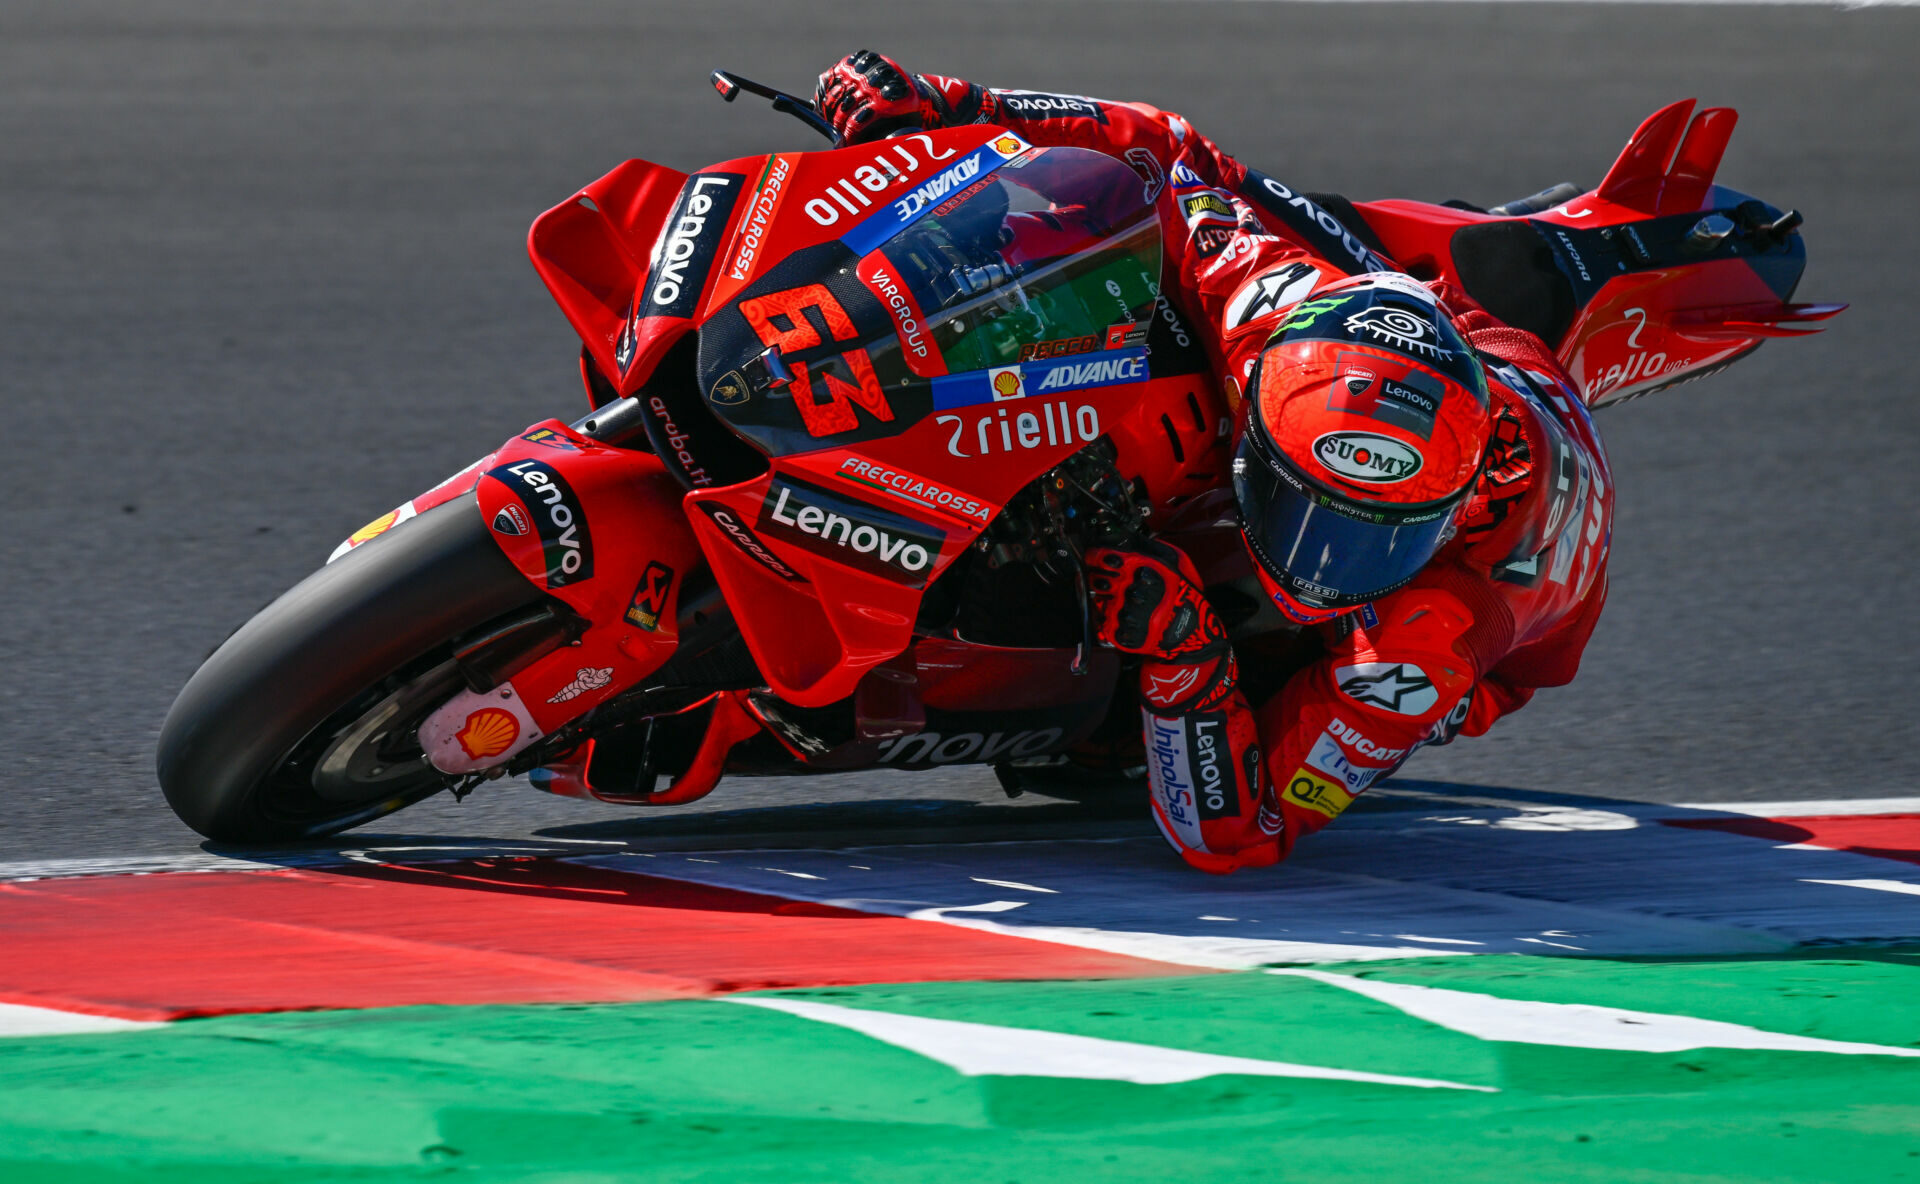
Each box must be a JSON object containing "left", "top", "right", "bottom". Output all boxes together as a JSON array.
[
  {"left": 814, "top": 50, "right": 939, "bottom": 145},
  {"left": 1087, "top": 541, "right": 1237, "bottom": 715}
]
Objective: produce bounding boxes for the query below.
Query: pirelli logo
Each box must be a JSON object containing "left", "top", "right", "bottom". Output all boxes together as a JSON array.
[{"left": 1283, "top": 767, "right": 1356, "bottom": 820}]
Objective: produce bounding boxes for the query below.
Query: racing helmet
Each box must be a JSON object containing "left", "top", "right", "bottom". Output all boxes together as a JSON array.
[{"left": 1232, "top": 273, "right": 1494, "bottom": 623}]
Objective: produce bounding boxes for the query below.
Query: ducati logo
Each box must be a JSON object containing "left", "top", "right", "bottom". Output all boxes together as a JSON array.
[{"left": 491, "top": 504, "right": 528, "bottom": 536}]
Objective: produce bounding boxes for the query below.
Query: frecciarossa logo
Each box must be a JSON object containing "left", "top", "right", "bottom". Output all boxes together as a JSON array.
[
  {"left": 487, "top": 458, "right": 595, "bottom": 588},
  {"left": 756, "top": 475, "right": 945, "bottom": 587}
]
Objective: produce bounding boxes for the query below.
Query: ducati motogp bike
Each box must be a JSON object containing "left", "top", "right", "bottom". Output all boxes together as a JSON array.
[{"left": 157, "top": 72, "right": 1840, "bottom": 841}]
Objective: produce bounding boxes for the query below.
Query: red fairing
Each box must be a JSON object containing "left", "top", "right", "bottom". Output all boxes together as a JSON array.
[{"left": 472, "top": 422, "right": 706, "bottom": 734}]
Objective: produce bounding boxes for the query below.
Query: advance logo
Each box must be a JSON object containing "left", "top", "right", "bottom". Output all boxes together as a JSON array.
[
  {"left": 757, "top": 475, "right": 946, "bottom": 587},
  {"left": 487, "top": 458, "right": 595, "bottom": 588}
]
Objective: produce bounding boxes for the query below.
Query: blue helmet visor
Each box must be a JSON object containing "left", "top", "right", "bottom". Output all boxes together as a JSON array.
[{"left": 1232, "top": 421, "right": 1465, "bottom": 610}]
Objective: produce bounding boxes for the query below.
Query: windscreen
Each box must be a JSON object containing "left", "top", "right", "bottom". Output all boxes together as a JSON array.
[{"left": 698, "top": 145, "right": 1165, "bottom": 457}]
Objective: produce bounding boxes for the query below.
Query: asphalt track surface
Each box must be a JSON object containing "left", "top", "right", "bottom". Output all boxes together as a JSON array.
[{"left": 3, "top": 1, "right": 1914, "bottom": 862}]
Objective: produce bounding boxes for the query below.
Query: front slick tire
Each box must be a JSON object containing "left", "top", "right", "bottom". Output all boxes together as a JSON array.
[{"left": 156, "top": 494, "right": 539, "bottom": 843}]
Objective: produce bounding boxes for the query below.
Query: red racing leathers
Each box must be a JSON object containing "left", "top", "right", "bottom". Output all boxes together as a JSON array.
[{"left": 886, "top": 72, "right": 1615, "bottom": 871}]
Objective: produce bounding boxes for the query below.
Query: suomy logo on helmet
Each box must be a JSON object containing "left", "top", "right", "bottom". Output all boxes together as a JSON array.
[{"left": 1312, "top": 432, "right": 1424, "bottom": 484}]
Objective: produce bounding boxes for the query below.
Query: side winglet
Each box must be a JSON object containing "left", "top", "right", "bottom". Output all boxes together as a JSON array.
[{"left": 1673, "top": 301, "right": 1849, "bottom": 341}]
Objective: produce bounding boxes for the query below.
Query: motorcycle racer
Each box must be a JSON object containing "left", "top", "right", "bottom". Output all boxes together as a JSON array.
[{"left": 817, "top": 52, "right": 1615, "bottom": 874}]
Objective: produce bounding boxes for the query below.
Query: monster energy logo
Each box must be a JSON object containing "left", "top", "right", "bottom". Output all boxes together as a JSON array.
[{"left": 1273, "top": 296, "right": 1348, "bottom": 337}]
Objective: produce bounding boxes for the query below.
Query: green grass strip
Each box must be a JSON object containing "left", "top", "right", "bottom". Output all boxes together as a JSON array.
[{"left": 3, "top": 950, "right": 1918, "bottom": 1182}]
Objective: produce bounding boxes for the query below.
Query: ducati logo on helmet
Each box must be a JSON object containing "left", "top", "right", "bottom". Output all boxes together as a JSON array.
[{"left": 1313, "top": 431, "right": 1424, "bottom": 484}]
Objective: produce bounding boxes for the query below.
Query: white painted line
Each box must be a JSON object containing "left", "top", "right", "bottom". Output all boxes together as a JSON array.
[
  {"left": 1801, "top": 878, "right": 1920, "bottom": 897},
  {"left": 1667, "top": 797, "right": 1920, "bottom": 817},
  {"left": 971, "top": 877, "right": 1059, "bottom": 893},
  {"left": 1274, "top": 970, "right": 1920, "bottom": 1057},
  {"left": 0, "top": 1003, "right": 164, "bottom": 1038},
  {"left": 733, "top": 996, "right": 1494, "bottom": 1090},
  {"left": 1206, "top": 0, "right": 1919, "bottom": 7},
  {"left": 906, "top": 912, "right": 1469, "bottom": 969}
]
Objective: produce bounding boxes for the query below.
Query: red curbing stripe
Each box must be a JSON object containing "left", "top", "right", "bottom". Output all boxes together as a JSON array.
[
  {"left": 1662, "top": 813, "right": 1920, "bottom": 867},
  {"left": 0, "top": 857, "right": 1198, "bottom": 1020}
]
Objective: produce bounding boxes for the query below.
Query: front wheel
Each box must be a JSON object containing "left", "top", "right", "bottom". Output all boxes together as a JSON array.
[{"left": 156, "top": 494, "right": 540, "bottom": 842}]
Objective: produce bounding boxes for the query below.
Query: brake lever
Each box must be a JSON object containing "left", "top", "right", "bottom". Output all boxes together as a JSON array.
[{"left": 711, "top": 69, "right": 840, "bottom": 146}]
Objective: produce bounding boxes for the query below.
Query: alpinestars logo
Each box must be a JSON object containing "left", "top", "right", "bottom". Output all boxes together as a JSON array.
[
  {"left": 1226, "top": 263, "right": 1321, "bottom": 328},
  {"left": 1333, "top": 662, "right": 1439, "bottom": 716},
  {"left": 488, "top": 459, "right": 594, "bottom": 588}
]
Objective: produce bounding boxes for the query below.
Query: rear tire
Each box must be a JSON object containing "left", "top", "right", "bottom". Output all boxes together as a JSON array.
[{"left": 156, "top": 494, "right": 540, "bottom": 842}]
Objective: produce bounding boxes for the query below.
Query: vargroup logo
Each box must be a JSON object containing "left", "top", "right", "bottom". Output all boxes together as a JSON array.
[
  {"left": 488, "top": 459, "right": 595, "bottom": 587},
  {"left": 989, "top": 365, "right": 1025, "bottom": 401},
  {"left": 1312, "top": 431, "right": 1424, "bottom": 485},
  {"left": 757, "top": 476, "right": 945, "bottom": 586}
]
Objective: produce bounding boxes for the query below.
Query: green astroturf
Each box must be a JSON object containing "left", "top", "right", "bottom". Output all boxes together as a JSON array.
[{"left": 4, "top": 951, "right": 1919, "bottom": 1182}]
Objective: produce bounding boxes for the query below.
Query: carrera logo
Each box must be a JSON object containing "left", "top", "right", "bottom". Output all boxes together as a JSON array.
[
  {"left": 1312, "top": 431, "right": 1423, "bottom": 484},
  {"left": 695, "top": 500, "right": 804, "bottom": 582},
  {"left": 489, "top": 459, "right": 595, "bottom": 587},
  {"left": 758, "top": 476, "right": 944, "bottom": 586},
  {"left": 645, "top": 174, "right": 742, "bottom": 318},
  {"left": 491, "top": 504, "right": 528, "bottom": 537}
]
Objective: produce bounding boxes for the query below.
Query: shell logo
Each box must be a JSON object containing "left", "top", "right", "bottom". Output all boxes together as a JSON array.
[
  {"left": 989, "top": 366, "right": 1025, "bottom": 401},
  {"left": 454, "top": 707, "right": 520, "bottom": 760},
  {"left": 992, "top": 135, "right": 1022, "bottom": 156},
  {"left": 347, "top": 510, "right": 399, "bottom": 546}
]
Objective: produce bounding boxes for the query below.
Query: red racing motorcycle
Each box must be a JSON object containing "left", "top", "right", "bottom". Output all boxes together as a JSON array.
[{"left": 157, "top": 74, "right": 1840, "bottom": 841}]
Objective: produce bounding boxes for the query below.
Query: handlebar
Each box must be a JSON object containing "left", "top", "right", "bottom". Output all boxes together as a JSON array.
[{"left": 710, "top": 69, "right": 840, "bottom": 146}]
